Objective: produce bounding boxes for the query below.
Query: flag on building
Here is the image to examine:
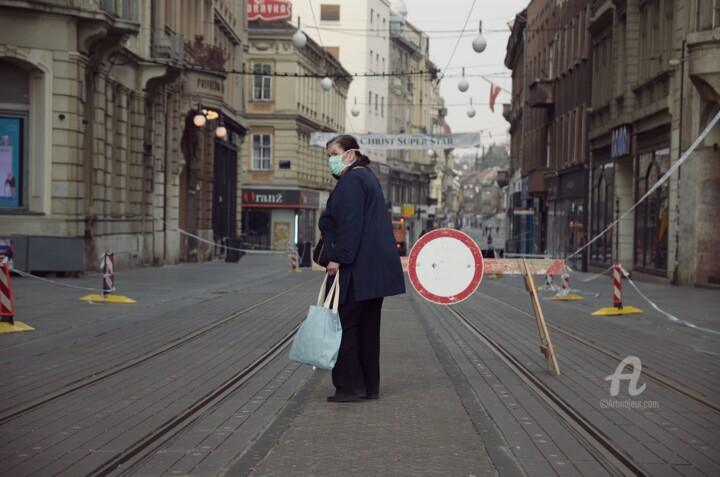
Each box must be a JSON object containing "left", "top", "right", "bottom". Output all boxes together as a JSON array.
[{"left": 489, "top": 83, "right": 502, "bottom": 112}]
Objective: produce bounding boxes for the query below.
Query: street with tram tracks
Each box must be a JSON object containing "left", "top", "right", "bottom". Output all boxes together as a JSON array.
[{"left": 1, "top": 253, "right": 718, "bottom": 476}]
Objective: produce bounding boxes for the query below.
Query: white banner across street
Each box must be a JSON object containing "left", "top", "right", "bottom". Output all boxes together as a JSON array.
[{"left": 309, "top": 132, "right": 481, "bottom": 149}]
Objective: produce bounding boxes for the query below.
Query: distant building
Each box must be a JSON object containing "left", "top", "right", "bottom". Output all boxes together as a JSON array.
[{"left": 243, "top": 20, "right": 350, "bottom": 250}]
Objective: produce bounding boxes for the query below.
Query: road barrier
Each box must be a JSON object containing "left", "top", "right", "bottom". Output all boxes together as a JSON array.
[{"left": 0, "top": 258, "right": 34, "bottom": 334}]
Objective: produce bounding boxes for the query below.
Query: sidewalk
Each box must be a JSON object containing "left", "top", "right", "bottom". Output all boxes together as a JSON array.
[{"left": 241, "top": 292, "right": 502, "bottom": 476}]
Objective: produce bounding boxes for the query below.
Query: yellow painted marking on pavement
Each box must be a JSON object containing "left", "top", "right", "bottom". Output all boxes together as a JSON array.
[
  {"left": 591, "top": 306, "right": 643, "bottom": 316},
  {"left": 0, "top": 322, "right": 35, "bottom": 334},
  {"left": 79, "top": 294, "right": 137, "bottom": 303},
  {"left": 550, "top": 294, "right": 584, "bottom": 301}
]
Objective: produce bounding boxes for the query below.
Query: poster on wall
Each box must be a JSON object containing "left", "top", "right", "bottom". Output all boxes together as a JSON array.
[
  {"left": 0, "top": 117, "right": 21, "bottom": 208},
  {"left": 273, "top": 222, "right": 290, "bottom": 251}
]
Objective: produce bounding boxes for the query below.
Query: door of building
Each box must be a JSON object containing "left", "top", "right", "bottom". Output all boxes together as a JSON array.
[{"left": 212, "top": 140, "right": 238, "bottom": 240}]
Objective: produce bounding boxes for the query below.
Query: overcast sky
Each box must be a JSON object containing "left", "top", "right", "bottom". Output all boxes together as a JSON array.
[{"left": 403, "top": 0, "right": 530, "bottom": 148}]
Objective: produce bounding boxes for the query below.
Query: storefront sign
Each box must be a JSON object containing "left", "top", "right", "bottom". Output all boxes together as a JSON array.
[
  {"left": 248, "top": 0, "right": 291, "bottom": 21},
  {"left": 309, "top": 133, "right": 481, "bottom": 149},
  {"left": 401, "top": 204, "right": 415, "bottom": 218},
  {"left": 242, "top": 188, "right": 319, "bottom": 208}
]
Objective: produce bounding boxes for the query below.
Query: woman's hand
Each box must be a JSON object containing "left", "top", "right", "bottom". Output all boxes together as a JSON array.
[{"left": 326, "top": 261, "right": 340, "bottom": 276}]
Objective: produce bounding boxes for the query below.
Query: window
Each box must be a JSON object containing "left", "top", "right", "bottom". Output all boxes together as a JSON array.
[
  {"left": 252, "top": 134, "right": 272, "bottom": 170},
  {"left": 0, "top": 61, "right": 29, "bottom": 210},
  {"left": 320, "top": 4, "right": 340, "bottom": 21},
  {"left": 370, "top": 8, "right": 374, "bottom": 24},
  {"left": 375, "top": 94, "right": 378, "bottom": 114},
  {"left": 253, "top": 64, "right": 272, "bottom": 100},
  {"left": 634, "top": 149, "right": 670, "bottom": 271},
  {"left": 591, "top": 164, "right": 614, "bottom": 265},
  {"left": 381, "top": 96, "right": 384, "bottom": 117}
]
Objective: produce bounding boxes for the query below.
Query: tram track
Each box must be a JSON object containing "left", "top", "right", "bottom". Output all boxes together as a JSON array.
[
  {"left": 89, "top": 322, "right": 301, "bottom": 477},
  {"left": 474, "top": 290, "right": 720, "bottom": 413},
  {"left": 0, "top": 281, "right": 308, "bottom": 426},
  {"left": 447, "top": 305, "right": 649, "bottom": 477}
]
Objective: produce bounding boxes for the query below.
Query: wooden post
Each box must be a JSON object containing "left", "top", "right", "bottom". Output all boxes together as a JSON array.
[{"left": 520, "top": 259, "right": 560, "bottom": 376}]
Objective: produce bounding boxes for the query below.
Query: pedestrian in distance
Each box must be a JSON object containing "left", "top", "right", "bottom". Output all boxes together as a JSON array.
[{"left": 319, "top": 134, "right": 406, "bottom": 403}]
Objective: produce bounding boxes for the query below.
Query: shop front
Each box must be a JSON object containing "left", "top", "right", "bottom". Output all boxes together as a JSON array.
[
  {"left": 240, "top": 188, "right": 321, "bottom": 251},
  {"left": 546, "top": 168, "right": 587, "bottom": 269}
]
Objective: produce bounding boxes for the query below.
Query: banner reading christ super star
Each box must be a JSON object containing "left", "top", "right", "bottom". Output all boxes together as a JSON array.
[{"left": 309, "top": 133, "right": 481, "bottom": 149}]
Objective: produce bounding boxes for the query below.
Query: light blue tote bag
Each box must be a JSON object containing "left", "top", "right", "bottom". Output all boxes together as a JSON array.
[{"left": 289, "top": 271, "right": 343, "bottom": 370}]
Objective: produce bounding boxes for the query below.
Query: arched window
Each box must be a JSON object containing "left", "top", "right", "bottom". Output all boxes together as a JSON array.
[
  {"left": 634, "top": 150, "right": 669, "bottom": 271},
  {"left": 0, "top": 61, "right": 29, "bottom": 209}
]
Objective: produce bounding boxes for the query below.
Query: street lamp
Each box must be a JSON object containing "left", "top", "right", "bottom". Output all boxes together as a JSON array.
[
  {"left": 292, "top": 17, "right": 307, "bottom": 48},
  {"left": 320, "top": 76, "right": 333, "bottom": 92},
  {"left": 458, "top": 67, "right": 469, "bottom": 92},
  {"left": 467, "top": 98, "right": 476, "bottom": 118},
  {"left": 351, "top": 97, "right": 360, "bottom": 116},
  {"left": 472, "top": 21, "right": 487, "bottom": 53},
  {"left": 193, "top": 107, "right": 225, "bottom": 138}
]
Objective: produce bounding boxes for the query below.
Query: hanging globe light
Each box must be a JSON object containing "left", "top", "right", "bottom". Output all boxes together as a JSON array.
[
  {"left": 215, "top": 125, "right": 227, "bottom": 138},
  {"left": 320, "top": 77, "right": 333, "bottom": 91},
  {"left": 467, "top": 98, "right": 476, "bottom": 118},
  {"left": 291, "top": 17, "right": 307, "bottom": 48},
  {"left": 351, "top": 97, "right": 360, "bottom": 117},
  {"left": 458, "top": 67, "right": 469, "bottom": 92},
  {"left": 473, "top": 20, "right": 487, "bottom": 53},
  {"left": 193, "top": 113, "right": 206, "bottom": 127}
]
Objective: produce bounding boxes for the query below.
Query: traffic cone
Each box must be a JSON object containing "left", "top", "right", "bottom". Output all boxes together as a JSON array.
[
  {"left": 551, "top": 273, "right": 583, "bottom": 301},
  {"left": 0, "top": 258, "right": 34, "bottom": 334},
  {"left": 80, "top": 251, "right": 136, "bottom": 303},
  {"left": 592, "top": 263, "right": 642, "bottom": 315}
]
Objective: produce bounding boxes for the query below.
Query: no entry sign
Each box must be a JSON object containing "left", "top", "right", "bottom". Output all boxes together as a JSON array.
[{"left": 408, "top": 229, "right": 484, "bottom": 305}]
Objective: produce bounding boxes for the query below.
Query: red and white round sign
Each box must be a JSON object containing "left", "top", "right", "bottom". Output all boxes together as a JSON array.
[{"left": 408, "top": 229, "right": 484, "bottom": 305}]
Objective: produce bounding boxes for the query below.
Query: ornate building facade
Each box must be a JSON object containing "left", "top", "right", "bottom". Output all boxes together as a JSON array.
[{"left": 0, "top": 0, "right": 248, "bottom": 270}]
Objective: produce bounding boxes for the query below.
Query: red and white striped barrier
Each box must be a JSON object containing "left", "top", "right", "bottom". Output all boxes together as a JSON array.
[
  {"left": 0, "top": 258, "right": 15, "bottom": 325},
  {"left": 290, "top": 247, "right": 301, "bottom": 273},
  {"left": 612, "top": 263, "right": 623, "bottom": 308},
  {"left": 592, "top": 262, "right": 641, "bottom": 315},
  {"left": 102, "top": 251, "right": 115, "bottom": 299}
]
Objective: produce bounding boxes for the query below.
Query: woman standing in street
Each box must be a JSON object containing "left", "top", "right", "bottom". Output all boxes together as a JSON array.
[{"left": 319, "top": 134, "right": 406, "bottom": 403}]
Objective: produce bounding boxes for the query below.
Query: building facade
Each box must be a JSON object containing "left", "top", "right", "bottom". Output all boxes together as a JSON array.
[
  {"left": 292, "top": 0, "right": 392, "bottom": 165},
  {"left": 243, "top": 19, "right": 350, "bottom": 250},
  {"left": 0, "top": 0, "right": 248, "bottom": 270},
  {"left": 588, "top": 0, "right": 720, "bottom": 286},
  {"left": 505, "top": 0, "right": 720, "bottom": 285},
  {"left": 504, "top": 0, "right": 592, "bottom": 267}
]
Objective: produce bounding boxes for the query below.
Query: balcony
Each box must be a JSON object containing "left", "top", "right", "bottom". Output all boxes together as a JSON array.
[
  {"left": 528, "top": 79, "right": 555, "bottom": 108},
  {"left": 100, "top": 0, "right": 139, "bottom": 22}
]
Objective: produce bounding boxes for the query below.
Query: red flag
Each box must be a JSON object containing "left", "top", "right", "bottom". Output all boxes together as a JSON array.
[{"left": 489, "top": 83, "right": 502, "bottom": 112}]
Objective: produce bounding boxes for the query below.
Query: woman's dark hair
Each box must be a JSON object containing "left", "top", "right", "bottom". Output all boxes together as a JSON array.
[{"left": 326, "top": 134, "right": 371, "bottom": 164}]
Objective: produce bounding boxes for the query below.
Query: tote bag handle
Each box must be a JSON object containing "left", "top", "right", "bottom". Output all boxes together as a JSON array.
[{"left": 316, "top": 270, "right": 341, "bottom": 313}]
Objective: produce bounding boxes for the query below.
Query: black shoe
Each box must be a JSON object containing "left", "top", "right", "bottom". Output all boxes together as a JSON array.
[
  {"left": 363, "top": 393, "right": 379, "bottom": 400},
  {"left": 327, "top": 392, "right": 364, "bottom": 403}
]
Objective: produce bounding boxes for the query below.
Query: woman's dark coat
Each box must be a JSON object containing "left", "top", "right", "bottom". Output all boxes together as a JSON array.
[{"left": 319, "top": 163, "right": 406, "bottom": 304}]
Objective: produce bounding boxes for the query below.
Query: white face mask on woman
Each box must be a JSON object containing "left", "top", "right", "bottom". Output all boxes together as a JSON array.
[{"left": 327, "top": 149, "right": 357, "bottom": 175}]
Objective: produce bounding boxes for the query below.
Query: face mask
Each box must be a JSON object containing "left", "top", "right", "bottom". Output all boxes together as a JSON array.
[{"left": 328, "top": 149, "right": 356, "bottom": 176}]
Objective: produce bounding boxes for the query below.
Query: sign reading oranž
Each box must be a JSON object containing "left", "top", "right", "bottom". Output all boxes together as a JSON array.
[
  {"left": 309, "top": 133, "right": 481, "bottom": 149},
  {"left": 248, "top": 0, "right": 291, "bottom": 21}
]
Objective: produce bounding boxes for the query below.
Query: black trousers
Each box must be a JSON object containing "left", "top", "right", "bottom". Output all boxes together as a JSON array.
[{"left": 332, "top": 278, "right": 384, "bottom": 395}]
